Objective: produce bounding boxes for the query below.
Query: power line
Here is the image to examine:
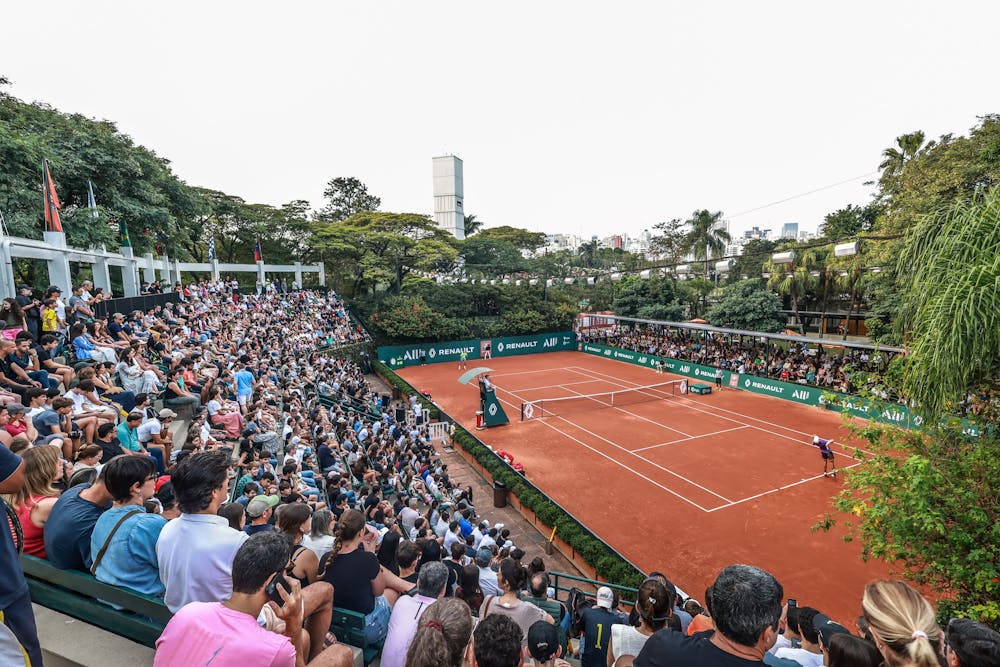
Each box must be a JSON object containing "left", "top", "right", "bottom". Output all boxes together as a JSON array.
[{"left": 728, "top": 171, "right": 879, "bottom": 219}]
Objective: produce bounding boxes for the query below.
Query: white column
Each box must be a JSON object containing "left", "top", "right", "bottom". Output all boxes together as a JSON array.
[
  {"left": 120, "top": 247, "right": 140, "bottom": 297},
  {"left": 93, "top": 246, "right": 112, "bottom": 294},
  {"left": 159, "top": 253, "right": 172, "bottom": 284},
  {"left": 211, "top": 259, "right": 220, "bottom": 281},
  {"left": 142, "top": 253, "right": 157, "bottom": 285},
  {"left": 0, "top": 240, "right": 16, "bottom": 298},
  {"left": 318, "top": 261, "right": 326, "bottom": 287},
  {"left": 256, "top": 261, "right": 265, "bottom": 288},
  {"left": 43, "top": 232, "right": 73, "bottom": 292},
  {"left": 294, "top": 262, "right": 303, "bottom": 289}
]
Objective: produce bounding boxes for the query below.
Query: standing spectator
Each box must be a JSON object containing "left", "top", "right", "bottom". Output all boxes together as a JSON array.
[
  {"left": 382, "top": 561, "right": 449, "bottom": 667},
  {"left": 154, "top": 532, "right": 353, "bottom": 667},
  {"left": 90, "top": 456, "right": 167, "bottom": 595},
  {"left": 234, "top": 364, "right": 255, "bottom": 414},
  {"left": 156, "top": 450, "right": 248, "bottom": 612},
  {"left": 405, "top": 597, "right": 474, "bottom": 667},
  {"left": 0, "top": 443, "right": 43, "bottom": 667},
  {"left": 16, "top": 285, "right": 41, "bottom": 340},
  {"left": 579, "top": 587, "right": 622, "bottom": 667},
  {"left": 43, "top": 465, "right": 113, "bottom": 570},
  {"left": 775, "top": 606, "right": 825, "bottom": 666},
  {"left": 861, "top": 580, "right": 942, "bottom": 667},
  {"left": 635, "top": 564, "right": 784, "bottom": 666},
  {"left": 473, "top": 614, "right": 522, "bottom": 667}
]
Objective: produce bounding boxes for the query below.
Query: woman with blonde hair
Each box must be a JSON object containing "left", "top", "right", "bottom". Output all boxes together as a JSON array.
[
  {"left": 861, "top": 580, "right": 942, "bottom": 667},
  {"left": 405, "top": 597, "right": 473, "bottom": 667},
  {"left": 2, "top": 445, "right": 62, "bottom": 557}
]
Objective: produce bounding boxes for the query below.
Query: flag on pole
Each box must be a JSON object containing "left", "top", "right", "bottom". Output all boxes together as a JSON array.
[
  {"left": 87, "top": 180, "right": 99, "bottom": 219},
  {"left": 253, "top": 240, "right": 262, "bottom": 262},
  {"left": 208, "top": 234, "right": 216, "bottom": 260},
  {"left": 120, "top": 221, "right": 131, "bottom": 248},
  {"left": 42, "top": 160, "right": 64, "bottom": 233}
]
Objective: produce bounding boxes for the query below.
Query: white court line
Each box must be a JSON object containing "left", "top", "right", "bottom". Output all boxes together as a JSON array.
[
  {"left": 704, "top": 462, "right": 862, "bottom": 512},
  {"left": 568, "top": 366, "right": 865, "bottom": 461},
  {"left": 490, "top": 368, "right": 578, "bottom": 378},
  {"left": 486, "top": 388, "right": 713, "bottom": 512},
  {"left": 513, "top": 379, "right": 613, "bottom": 393},
  {"left": 630, "top": 425, "right": 751, "bottom": 453},
  {"left": 557, "top": 384, "right": 693, "bottom": 438},
  {"left": 492, "top": 384, "right": 733, "bottom": 504}
]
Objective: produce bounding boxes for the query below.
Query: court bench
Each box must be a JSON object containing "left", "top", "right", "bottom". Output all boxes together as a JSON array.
[
  {"left": 688, "top": 383, "right": 713, "bottom": 395},
  {"left": 20, "top": 554, "right": 171, "bottom": 648}
]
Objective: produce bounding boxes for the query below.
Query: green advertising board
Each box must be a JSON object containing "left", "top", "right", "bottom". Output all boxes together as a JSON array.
[
  {"left": 378, "top": 331, "right": 577, "bottom": 369},
  {"left": 579, "top": 342, "right": 932, "bottom": 430}
]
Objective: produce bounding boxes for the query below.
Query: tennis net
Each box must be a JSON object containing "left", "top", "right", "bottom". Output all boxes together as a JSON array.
[{"left": 520, "top": 380, "right": 683, "bottom": 420}]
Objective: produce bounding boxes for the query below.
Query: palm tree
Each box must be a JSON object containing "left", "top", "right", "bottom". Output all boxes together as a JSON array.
[
  {"left": 463, "top": 214, "right": 483, "bottom": 237},
  {"left": 764, "top": 250, "right": 818, "bottom": 329},
  {"left": 878, "top": 131, "right": 926, "bottom": 186},
  {"left": 683, "top": 210, "right": 731, "bottom": 279},
  {"left": 896, "top": 185, "right": 1000, "bottom": 418}
]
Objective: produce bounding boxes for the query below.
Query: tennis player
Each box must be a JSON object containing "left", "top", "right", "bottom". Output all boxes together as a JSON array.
[
  {"left": 813, "top": 435, "right": 837, "bottom": 477},
  {"left": 459, "top": 350, "right": 468, "bottom": 370}
]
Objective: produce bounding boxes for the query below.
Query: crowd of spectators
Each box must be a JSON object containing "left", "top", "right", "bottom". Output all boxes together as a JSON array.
[
  {"left": 580, "top": 325, "right": 904, "bottom": 400},
  {"left": 1, "top": 282, "right": 998, "bottom": 667}
]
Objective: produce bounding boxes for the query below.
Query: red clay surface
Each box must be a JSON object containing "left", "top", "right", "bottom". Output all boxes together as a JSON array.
[{"left": 398, "top": 351, "right": 892, "bottom": 624}]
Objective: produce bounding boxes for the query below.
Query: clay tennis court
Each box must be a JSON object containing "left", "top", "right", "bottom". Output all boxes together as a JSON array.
[{"left": 397, "top": 350, "right": 891, "bottom": 624}]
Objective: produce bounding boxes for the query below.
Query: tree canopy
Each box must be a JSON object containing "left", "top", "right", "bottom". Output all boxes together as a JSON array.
[{"left": 706, "top": 279, "right": 784, "bottom": 332}]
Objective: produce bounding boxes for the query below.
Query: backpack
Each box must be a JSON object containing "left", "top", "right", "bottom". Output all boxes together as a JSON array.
[{"left": 566, "top": 587, "right": 594, "bottom": 637}]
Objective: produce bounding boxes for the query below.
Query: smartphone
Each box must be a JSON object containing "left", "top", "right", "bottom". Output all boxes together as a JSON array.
[
  {"left": 266, "top": 571, "right": 290, "bottom": 607},
  {"left": 787, "top": 598, "right": 797, "bottom": 609}
]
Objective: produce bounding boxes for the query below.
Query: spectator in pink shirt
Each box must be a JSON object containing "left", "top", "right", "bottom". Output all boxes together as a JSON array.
[{"left": 154, "top": 531, "right": 352, "bottom": 667}]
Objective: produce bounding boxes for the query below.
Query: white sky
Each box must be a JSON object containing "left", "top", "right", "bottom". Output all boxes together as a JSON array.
[{"left": 3, "top": 1, "right": 998, "bottom": 240}]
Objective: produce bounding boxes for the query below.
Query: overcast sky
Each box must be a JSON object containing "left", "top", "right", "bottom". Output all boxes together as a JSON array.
[{"left": 3, "top": 1, "right": 998, "bottom": 240}]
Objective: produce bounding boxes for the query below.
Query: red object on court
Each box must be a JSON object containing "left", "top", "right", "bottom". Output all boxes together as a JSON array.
[{"left": 475, "top": 411, "right": 484, "bottom": 428}]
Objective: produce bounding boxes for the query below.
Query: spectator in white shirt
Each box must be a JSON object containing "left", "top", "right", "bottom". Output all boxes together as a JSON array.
[
  {"left": 156, "top": 450, "right": 248, "bottom": 612},
  {"left": 475, "top": 548, "right": 501, "bottom": 598}
]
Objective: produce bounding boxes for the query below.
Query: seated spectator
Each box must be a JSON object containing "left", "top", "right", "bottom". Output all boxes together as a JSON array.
[
  {"left": 219, "top": 502, "right": 246, "bottom": 531},
  {"left": 71, "top": 444, "right": 103, "bottom": 475},
  {"left": 579, "top": 586, "right": 625, "bottom": 667},
  {"left": 3, "top": 444, "right": 62, "bottom": 558},
  {"left": 609, "top": 578, "right": 671, "bottom": 665},
  {"left": 475, "top": 547, "right": 501, "bottom": 597},
  {"left": 861, "top": 580, "right": 942, "bottom": 667},
  {"left": 479, "top": 558, "right": 552, "bottom": 648},
  {"left": 455, "top": 563, "right": 484, "bottom": 614},
  {"left": 90, "top": 456, "right": 166, "bottom": 595},
  {"left": 154, "top": 531, "right": 352, "bottom": 667},
  {"left": 156, "top": 450, "right": 248, "bottom": 613},
  {"left": 318, "top": 508, "right": 412, "bottom": 644},
  {"left": 245, "top": 494, "right": 279, "bottom": 535},
  {"left": 397, "top": 540, "right": 421, "bottom": 586},
  {"left": 826, "top": 634, "right": 881, "bottom": 667},
  {"left": 382, "top": 561, "right": 449, "bottom": 667},
  {"left": 775, "top": 606, "right": 825, "bottom": 666},
  {"left": 528, "top": 619, "right": 574, "bottom": 667},
  {"left": 473, "top": 614, "right": 524, "bottom": 667},
  {"left": 236, "top": 481, "right": 259, "bottom": 508},
  {"left": 943, "top": 618, "right": 1000, "bottom": 667},
  {"left": 276, "top": 503, "right": 321, "bottom": 585},
  {"left": 43, "top": 465, "right": 113, "bottom": 570},
  {"left": 301, "top": 508, "right": 334, "bottom": 560},
  {"left": 635, "top": 564, "right": 784, "bottom": 666},
  {"left": 405, "top": 597, "right": 474, "bottom": 667}
]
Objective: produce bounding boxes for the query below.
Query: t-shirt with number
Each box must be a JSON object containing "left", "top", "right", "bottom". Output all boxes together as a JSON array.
[{"left": 580, "top": 606, "right": 622, "bottom": 667}]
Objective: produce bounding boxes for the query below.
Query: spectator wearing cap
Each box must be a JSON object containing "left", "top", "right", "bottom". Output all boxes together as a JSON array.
[
  {"left": 381, "top": 561, "right": 450, "bottom": 667},
  {"left": 245, "top": 494, "right": 280, "bottom": 535},
  {"left": 578, "top": 586, "right": 623, "bottom": 667},
  {"left": 944, "top": 618, "right": 1000, "bottom": 667},
  {"left": 529, "top": 619, "right": 574, "bottom": 667},
  {"left": 635, "top": 564, "right": 784, "bottom": 667},
  {"left": 609, "top": 578, "right": 672, "bottom": 665},
  {"left": 0, "top": 403, "right": 37, "bottom": 447},
  {"left": 138, "top": 408, "right": 176, "bottom": 467},
  {"left": 43, "top": 464, "right": 113, "bottom": 570},
  {"left": 811, "top": 613, "right": 852, "bottom": 663},
  {"left": 14, "top": 285, "right": 39, "bottom": 340},
  {"left": 156, "top": 450, "right": 249, "bottom": 613},
  {"left": 775, "top": 606, "right": 825, "bottom": 666},
  {"left": 89, "top": 456, "right": 166, "bottom": 596},
  {"left": 154, "top": 531, "right": 353, "bottom": 667}
]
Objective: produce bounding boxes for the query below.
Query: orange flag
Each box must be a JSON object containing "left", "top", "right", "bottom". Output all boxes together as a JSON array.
[{"left": 43, "top": 159, "right": 64, "bottom": 233}]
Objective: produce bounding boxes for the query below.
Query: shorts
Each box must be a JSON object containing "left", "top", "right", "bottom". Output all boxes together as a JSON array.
[
  {"left": 822, "top": 452, "right": 834, "bottom": 460},
  {"left": 364, "top": 596, "right": 391, "bottom": 644},
  {"left": 237, "top": 393, "right": 251, "bottom": 406}
]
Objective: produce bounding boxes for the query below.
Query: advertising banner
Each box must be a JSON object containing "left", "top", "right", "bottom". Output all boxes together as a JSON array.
[{"left": 378, "top": 331, "right": 577, "bottom": 368}]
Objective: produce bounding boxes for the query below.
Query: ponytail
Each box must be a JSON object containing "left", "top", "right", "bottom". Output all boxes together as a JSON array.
[{"left": 404, "top": 598, "right": 471, "bottom": 667}]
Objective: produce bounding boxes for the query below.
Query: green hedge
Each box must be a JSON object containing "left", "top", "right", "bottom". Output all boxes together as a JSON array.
[{"left": 376, "top": 362, "right": 646, "bottom": 590}]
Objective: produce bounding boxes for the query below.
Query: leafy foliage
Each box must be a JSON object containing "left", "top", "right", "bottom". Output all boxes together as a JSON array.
[
  {"left": 475, "top": 225, "right": 546, "bottom": 252},
  {"left": 706, "top": 279, "right": 784, "bottom": 332},
  {"left": 315, "top": 177, "right": 381, "bottom": 223},
  {"left": 612, "top": 275, "right": 682, "bottom": 319}
]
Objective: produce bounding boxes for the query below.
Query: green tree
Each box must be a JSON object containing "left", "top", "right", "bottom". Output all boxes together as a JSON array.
[
  {"left": 648, "top": 218, "right": 686, "bottom": 261},
  {"left": 764, "top": 248, "right": 819, "bottom": 328},
  {"left": 706, "top": 279, "right": 784, "bottom": 331},
  {"left": 727, "top": 238, "right": 777, "bottom": 284},
  {"left": 316, "top": 177, "right": 380, "bottom": 222},
  {"left": 612, "top": 275, "right": 682, "bottom": 320},
  {"left": 460, "top": 235, "right": 526, "bottom": 277},
  {"left": 819, "top": 203, "right": 882, "bottom": 240},
  {"left": 476, "top": 225, "right": 546, "bottom": 253},
  {"left": 311, "top": 211, "right": 459, "bottom": 296},
  {"left": 878, "top": 131, "right": 928, "bottom": 190},
  {"left": 682, "top": 210, "right": 731, "bottom": 279},
  {"left": 370, "top": 295, "right": 466, "bottom": 341},
  {"left": 577, "top": 240, "right": 599, "bottom": 268}
]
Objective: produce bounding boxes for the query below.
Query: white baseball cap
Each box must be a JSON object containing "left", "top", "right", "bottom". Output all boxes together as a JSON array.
[{"left": 596, "top": 586, "right": 614, "bottom": 609}]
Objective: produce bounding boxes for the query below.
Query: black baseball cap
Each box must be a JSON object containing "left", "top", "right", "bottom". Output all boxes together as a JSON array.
[{"left": 527, "top": 621, "right": 560, "bottom": 661}]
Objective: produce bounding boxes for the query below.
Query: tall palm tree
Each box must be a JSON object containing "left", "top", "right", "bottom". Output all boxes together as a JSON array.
[
  {"left": 463, "top": 214, "right": 483, "bottom": 237},
  {"left": 683, "top": 210, "right": 731, "bottom": 279},
  {"left": 878, "top": 131, "right": 926, "bottom": 185}
]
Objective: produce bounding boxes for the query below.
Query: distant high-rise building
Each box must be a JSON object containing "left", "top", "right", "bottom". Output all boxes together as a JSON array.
[
  {"left": 780, "top": 222, "right": 799, "bottom": 239},
  {"left": 432, "top": 155, "right": 464, "bottom": 239},
  {"left": 613, "top": 235, "right": 623, "bottom": 249}
]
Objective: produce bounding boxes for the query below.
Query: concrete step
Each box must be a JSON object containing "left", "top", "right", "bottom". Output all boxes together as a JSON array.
[{"left": 33, "top": 603, "right": 155, "bottom": 667}]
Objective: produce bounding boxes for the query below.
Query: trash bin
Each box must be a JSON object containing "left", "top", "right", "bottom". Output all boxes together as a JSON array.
[
  {"left": 475, "top": 411, "right": 484, "bottom": 429},
  {"left": 493, "top": 480, "right": 508, "bottom": 508}
]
